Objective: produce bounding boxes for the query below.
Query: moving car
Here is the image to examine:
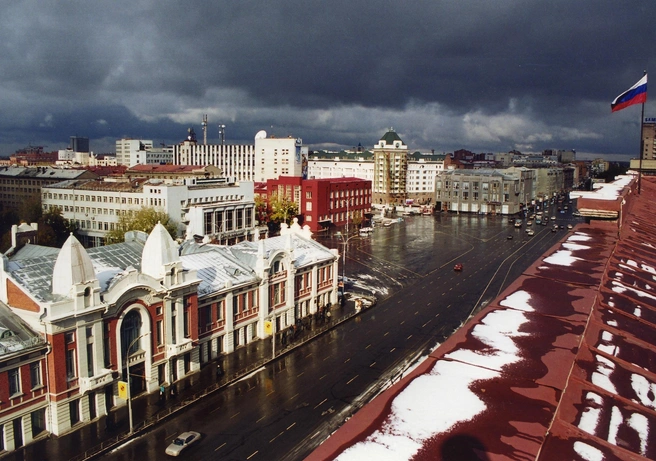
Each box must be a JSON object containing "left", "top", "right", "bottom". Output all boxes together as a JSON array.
[
  {"left": 567, "top": 224, "right": 573, "bottom": 229},
  {"left": 166, "top": 431, "right": 201, "bottom": 457},
  {"left": 527, "top": 229, "right": 535, "bottom": 236},
  {"left": 507, "top": 235, "right": 513, "bottom": 240},
  {"left": 454, "top": 263, "right": 463, "bottom": 271}
]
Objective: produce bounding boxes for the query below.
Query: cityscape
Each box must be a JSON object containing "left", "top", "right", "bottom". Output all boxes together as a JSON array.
[{"left": 1, "top": 2, "right": 655, "bottom": 460}]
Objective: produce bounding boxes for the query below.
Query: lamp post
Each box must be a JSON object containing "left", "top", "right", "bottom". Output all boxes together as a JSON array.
[
  {"left": 335, "top": 230, "right": 359, "bottom": 298},
  {"left": 125, "top": 332, "right": 150, "bottom": 435}
]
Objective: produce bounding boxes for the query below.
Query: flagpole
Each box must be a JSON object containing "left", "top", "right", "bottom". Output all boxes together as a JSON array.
[{"left": 638, "top": 69, "right": 647, "bottom": 194}]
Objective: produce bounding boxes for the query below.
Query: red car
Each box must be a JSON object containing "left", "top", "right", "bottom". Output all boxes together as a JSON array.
[{"left": 454, "top": 263, "right": 463, "bottom": 271}]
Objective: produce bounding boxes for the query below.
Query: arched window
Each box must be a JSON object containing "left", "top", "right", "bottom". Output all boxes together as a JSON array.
[
  {"left": 120, "top": 310, "right": 143, "bottom": 359},
  {"left": 273, "top": 260, "right": 283, "bottom": 273}
]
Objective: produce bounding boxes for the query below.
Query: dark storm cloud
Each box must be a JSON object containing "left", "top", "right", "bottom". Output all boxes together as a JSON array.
[{"left": 0, "top": 0, "right": 654, "bottom": 157}]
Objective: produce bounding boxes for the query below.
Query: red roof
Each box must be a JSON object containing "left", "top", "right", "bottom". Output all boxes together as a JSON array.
[{"left": 309, "top": 174, "right": 656, "bottom": 460}]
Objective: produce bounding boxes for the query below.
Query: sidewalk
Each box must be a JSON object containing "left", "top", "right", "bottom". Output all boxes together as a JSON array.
[{"left": 36, "top": 299, "right": 363, "bottom": 461}]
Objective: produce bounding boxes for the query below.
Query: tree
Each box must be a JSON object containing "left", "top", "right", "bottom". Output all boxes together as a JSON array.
[
  {"left": 105, "top": 207, "right": 178, "bottom": 244},
  {"left": 39, "top": 208, "right": 77, "bottom": 247},
  {"left": 254, "top": 196, "right": 271, "bottom": 226},
  {"left": 269, "top": 193, "right": 299, "bottom": 225}
]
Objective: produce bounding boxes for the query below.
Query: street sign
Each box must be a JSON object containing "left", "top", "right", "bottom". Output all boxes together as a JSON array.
[{"left": 118, "top": 380, "right": 128, "bottom": 399}]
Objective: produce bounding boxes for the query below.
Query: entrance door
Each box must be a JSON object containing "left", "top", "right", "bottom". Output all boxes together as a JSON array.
[
  {"left": 13, "top": 418, "right": 22, "bottom": 448},
  {"left": 89, "top": 392, "right": 97, "bottom": 420}
]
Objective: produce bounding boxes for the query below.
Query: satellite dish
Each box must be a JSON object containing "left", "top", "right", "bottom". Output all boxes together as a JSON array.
[{"left": 255, "top": 130, "right": 267, "bottom": 140}]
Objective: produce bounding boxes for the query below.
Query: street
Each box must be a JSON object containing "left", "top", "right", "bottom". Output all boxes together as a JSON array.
[
  {"left": 103, "top": 207, "right": 578, "bottom": 460},
  {"left": 18, "top": 205, "right": 580, "bottom": 461}
]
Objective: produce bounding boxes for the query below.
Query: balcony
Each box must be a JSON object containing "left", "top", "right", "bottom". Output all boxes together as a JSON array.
[
  {"left": 166, "top": 338, "right": 193, "bottom": 359},
  {"left": 79, "top": 369, "right": 113, "bottom": 394}
]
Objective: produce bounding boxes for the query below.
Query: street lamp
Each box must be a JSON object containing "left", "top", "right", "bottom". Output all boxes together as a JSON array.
[
  {"left": 125, "top": 332, "right": 150, "bottom": 435},
  {"left": 335, "top": 230, "right": 359, "bottom": 298}
]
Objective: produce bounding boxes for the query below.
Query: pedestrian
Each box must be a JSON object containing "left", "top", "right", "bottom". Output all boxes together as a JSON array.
[
  {"left": 170, "top": 385, "right": 176, "bottom": 398},
  {"left": 217, "top": 364, "right": 223, "bottom": 377},
  {"left": 159, "top": 384, "right": 165, "bottom": 402}
]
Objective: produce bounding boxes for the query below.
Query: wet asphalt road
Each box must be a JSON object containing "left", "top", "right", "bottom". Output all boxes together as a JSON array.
[{"left": 98, "top": 207, "right": 581, "bottom": 460}]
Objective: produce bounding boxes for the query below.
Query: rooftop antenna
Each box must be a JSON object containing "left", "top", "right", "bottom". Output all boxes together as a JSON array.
[
  {"left": 202, "top": 114, "right": 208, "bottom": 145},
  {"left": 219, "top": 124, "right": 226, "bottom": 146}
]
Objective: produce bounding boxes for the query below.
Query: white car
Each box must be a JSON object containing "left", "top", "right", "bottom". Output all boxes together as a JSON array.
[{"left": 165, "top": 431, "right": 201, "bottom": 457}]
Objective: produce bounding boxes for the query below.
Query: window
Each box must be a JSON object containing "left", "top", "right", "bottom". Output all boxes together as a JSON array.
[
  {"left": 156, "top": 320, "right": 163, "bottom": 345},
  {"left": 8, "top": 368, "right": 20, "bottom": 396},
  {"left": 30, "top": 362, "right": 41, "bottom": 389},
  {"left": 66, "top": 349, "right": 76, "bottom": 380},
  {"left": 87, "top": 344, "right": 94, "bottom": 377},
  {"left": 65, "top": 331, "right": 75, "bottom": 343}
]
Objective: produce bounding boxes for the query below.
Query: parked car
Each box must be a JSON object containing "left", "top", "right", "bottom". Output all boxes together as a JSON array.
[
  {"left": 567, "top": 224, "right": 573, "bottom": 229},
  {"left": 166, "top": 431, "right": 201, "bottom": 457},
  {"left": 527, "top": 229, "right": 535, "bottom": 236},
  {"left": 507, "top": 235, "right": 513, "bottom": 240}
]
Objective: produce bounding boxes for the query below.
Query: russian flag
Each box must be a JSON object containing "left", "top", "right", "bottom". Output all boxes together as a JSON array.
[{"left": 611, "top": 74, "right": 647, "bottom": 112}]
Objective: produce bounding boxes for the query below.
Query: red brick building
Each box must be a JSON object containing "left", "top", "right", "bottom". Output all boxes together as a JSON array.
[{"left": 265, "top": 176, "right": 372, "bottom": 232}]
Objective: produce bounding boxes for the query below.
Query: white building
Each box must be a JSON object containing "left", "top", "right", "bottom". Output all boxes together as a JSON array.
[
  {"left": 254, "top": 131, "right": 308, "bottom": 182},
  {"left": 115, "top": 139, "right": 154, "bottom": 166},
  {"left": 306, "top": 148, "right": 447, "bottom": 206},
  {"left": 0, "top": 221, "right": 338, "bottom": 440},
  {"left": 173, "top": 138, "right": 255, "bottom": 181},
  {"left": 307, "top": 155, "right": 375, "bottom": 183},
  {"left": 42, "top": 178, "right": 256, "bottom": 247}
]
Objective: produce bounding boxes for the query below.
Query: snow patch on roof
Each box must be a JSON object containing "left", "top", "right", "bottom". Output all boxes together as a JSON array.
[
  {"left": 543, "top": 250, "right": 580, "bottom": 266},
  {"left": 336, "top": 361, "right": 497, "bottom": 461}
]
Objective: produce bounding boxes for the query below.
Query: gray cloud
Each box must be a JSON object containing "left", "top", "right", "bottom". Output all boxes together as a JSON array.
[{"left": 0, "top": 0, "right": 654, "bottom": 158}]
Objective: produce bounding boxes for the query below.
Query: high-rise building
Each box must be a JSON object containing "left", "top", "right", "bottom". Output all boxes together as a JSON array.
[
  {"left": 254, "top": 131, "right": 307, "bottom": 182},
  {"left": 372, "top": 128, "right": 408, "bottom": 206},
  {"left": 115, "top": 139, "right": 153, "bottom": 166}
]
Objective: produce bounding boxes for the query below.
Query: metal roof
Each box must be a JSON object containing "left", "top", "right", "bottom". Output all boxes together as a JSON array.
[{"left": 308, "top": 173, "right": 656, "bottom": 461}]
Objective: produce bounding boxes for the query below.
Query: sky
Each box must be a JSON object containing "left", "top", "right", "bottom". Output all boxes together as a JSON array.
[{"left": 1, "top": 1, "right": 654, "bottom": 160}]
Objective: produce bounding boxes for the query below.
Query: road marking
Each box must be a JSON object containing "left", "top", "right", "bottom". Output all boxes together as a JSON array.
[
  {"left": 215, "top": 442, "right": 227, "bottom": 452},
  {"left": 269, "top": 432, "right": 284, "bottom": 443},
  {"left": 435, "top": 313, "right": 440, "bottom": 317},
  {"left": 384, "top": 331, "right": 389, "bottom": 336},
  {"left": 390, "top": 347, "right": 396, "bottom": 353},
  {"left": 369, "top": 361, "right": 376, "bottom": 367},
  {"left": 247, "top": 451, "right": 259, "bottom": 459},
  {"left": 256, "top": 415, "right": 266, "bottom": 423},
  {"left": 314, "top": 398, "right": 327, "bottom": 409},
  {"left": 210, "top": 406, "right": 222, "bottom": 414},
  {"left": 266, "top": 390, "right": 275, "bottom": 396},
  {"left": 310, "top": 431, "right": 321, "bottom": 439},
  {"left": 289, "top": 393, "right": 299, "bottom": 401},
  {"left": 319, "top": 373, "right": 327, "bottom": 380},
  {"left": 407, "top": 334, "right": 413, "bottom": 340},
  {"left": 287, "top": 422, "right": 296, "bottom": 430},
  {"left": 305, "top": 353, "right": 312, "bottom": 358},
  {"left": 400, "top": 320, "right": 405, "bottom": 325},
  {"left": 344, "top": 358, "right": 350, "bottom": 363},
  {"left": 231, "top": 411, "right": 240, "bottom": 419},
  {"left": 297, "top": 372, "right": 304, "bottom": 378},
  {"left": 422, "top": 319, "right": 432, "bottom": 327},
  {"left": 365, "top": 344, "right": 371, "bottom": 349},
  {"left": 415, "top": 311, "right": 419, "bottom": 315},
  {"left": 346, "top": 375, "right": 359, "bottom": 385},
  {"left": 323, "top": 356, "right": 331, "bottom": 361}
]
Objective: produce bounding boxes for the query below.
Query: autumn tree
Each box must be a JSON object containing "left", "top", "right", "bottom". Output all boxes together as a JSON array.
[
  {"left": 105, "top": 207, "right": 178, "bottom": 244},
  {"left": 254, "top": 195, "right": 270, "bottom": 226},
  {"left": 269, "top": 193, "right": 299, "bottom": 225}
]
